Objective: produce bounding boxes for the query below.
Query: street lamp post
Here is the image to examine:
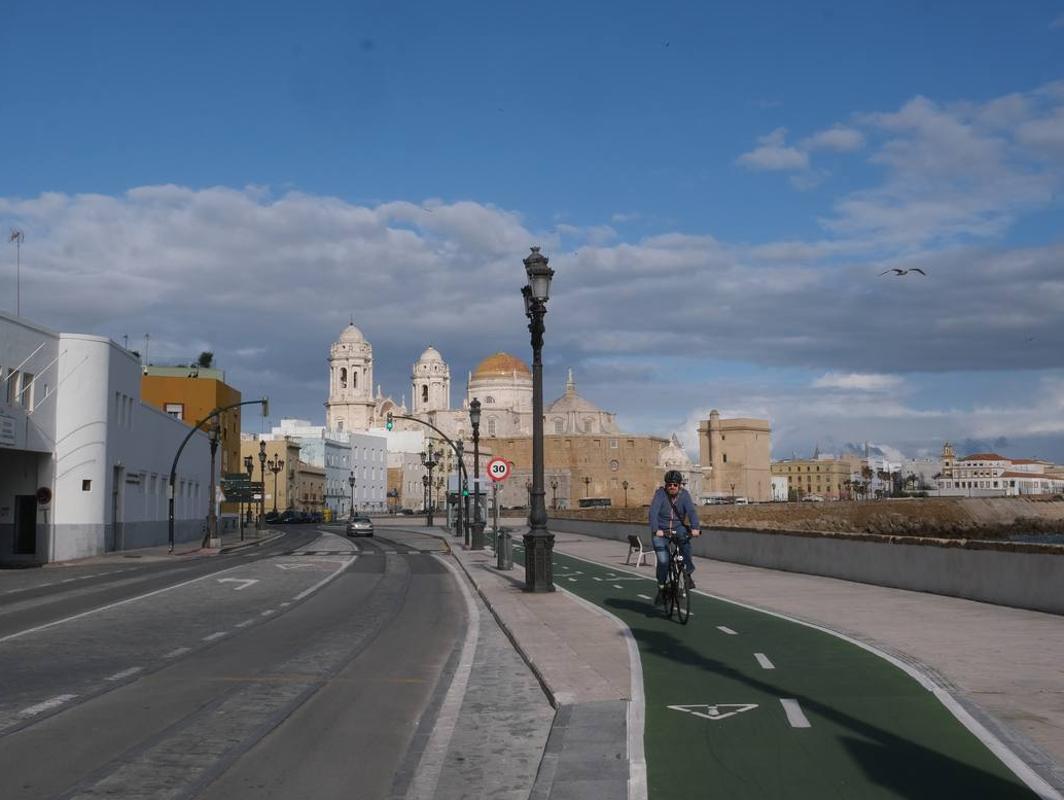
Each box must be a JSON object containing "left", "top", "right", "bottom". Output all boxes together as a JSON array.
[
  {"left": 257, "top": 441, "right": 267, "bottom": 528},
  {"left": 622, "top": 480, "right": 629, "bottom": 508},
  {"left": 525, "top": 480, "right": 532, "bottom": 510},
  {"left": 521, "top": 246, "right": 555, "bottom": 592},
  {"left": 469, "top": 398, "right": 485, "bottom": 549},
  {"left": 422, "top": 475, "right": 429, "bottom": 518},
  {"left": 455, "top": 440, "right": 465, "bottom": 540},
  {"left": 206, "top": 423, "right": 220, "bottom": 547},
  {"left": 420, "top": 442, "right": 439, "bottom": 527},
  {"left": 583, "top": 476, "right": 591, "bottom": 498},
  {"left": 550, "top": 478, "right": 558, "bottom": 510},
  {"left": 268, "top": 455, "right": 284, "bottom": 513},
  {"left": 348, "top": 472, "right": 356, "bottom": 519},
  {"left": 243, "top": 455, "right": 254, "bottom": 538}
]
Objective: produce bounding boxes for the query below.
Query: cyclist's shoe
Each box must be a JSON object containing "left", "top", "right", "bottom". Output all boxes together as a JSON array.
[
  {"left": 684, "top": 572, "right": 695, "bottom": 589},
  {"left": 654, "top": 585, "right": 665, "bottom": 606}
]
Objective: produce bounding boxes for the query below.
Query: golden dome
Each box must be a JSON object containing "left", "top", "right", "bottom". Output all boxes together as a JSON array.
[{"left": 472, "top": 352, "right": 531, "bottom": 380}]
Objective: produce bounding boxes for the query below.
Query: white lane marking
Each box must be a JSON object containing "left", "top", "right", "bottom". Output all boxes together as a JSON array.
[
  {"left": 550, "top": 547, "right": 1063, "bottom": 800},
  {"left": 613, "top": 585, "right": 623, "bottom": 589},
  {"left": 20, "top": 694, "right": 78, "bottom": 717},
  {"left": 568, "top": 578, "right": 577, "bottom": 582},
  {"left": 592, "top": 577, "right": 602, "bottom": 581},
  {"left": 163, "top": 647, "right": 191, "bottom": 659},
  {"left": 407, "top": 553, "right": 480, "bottom": 799},
  {"left": 203, "top": 632, "right": 226, "bottom": 642},
  {"left": 669, "top": 703, "right": 758, "bottom": 721},
  {"left": 279, "top": 601, "right": 291, "bottom": 607},
  {"left": 780, "top": 698, "right": 811, "bottom": 728},
  {"left": 105, "top": 666, "right": 143, "bottom": 682},
  {"left": 0, "top": 561, "right": 252, "bottom": 644},
  {"left": 235, "top": 619, "right": 255, "bottom": 628},
  {"left": 291, "top": 554, "right": 359, "bottom": 601},
  {"left": 217, "top": 578, "right": 259, "bottom": 591},
  {"left": 755, "top": 653, "right": 776, "bottom": 670},
  {"left": 260, "top": 609, "right": 276, "bottom": 616},
  {"left": 717, "top": 626, "right": 738, "bottom": 635},
  {"left": 637, "top": 594, "right": 652, "bottom": 600}
]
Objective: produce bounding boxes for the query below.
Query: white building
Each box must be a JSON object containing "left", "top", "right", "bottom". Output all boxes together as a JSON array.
[
  {"left": 1, "top": 312, "right": 210, "bottom": 564},
  {"left": 268, "top": 419, "right": 387, "bottom": 515},
  {"left": 936, "top": 445, "right": 1064, "bottom": 496}
]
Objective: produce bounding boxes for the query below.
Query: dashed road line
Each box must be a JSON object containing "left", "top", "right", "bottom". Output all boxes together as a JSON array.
[
  {"left": 105, "top": 666, "right": 143, "bottom": 682},
  {"left": 235, "top": 619, "right": 256, "bottom": 628},
  {"left": 613, "top": 584, "right": 623, "bottom": 589},
  {"left": 20, "top": 694, "right": 78, "bottom": 717},
  {"left": 203, "top": 631, "right": 227, "bottom": 642},
  {"left": 260, "top": 609, "right": 276, "bottom": 616},
  {"left": 717, "top": 625, "right": 738, "bottom": 635},
  {"left": 163, "top": 647, "right": 191, "bottom": 659},
  {"left": 637, "top": 594, "right": 652, "bottom": 600},
  {"left": 780, "top": 698, "right": 811, "bottom": 728},
  {"left": 755, "top": 652, "right": 775, "bottom": 670}
]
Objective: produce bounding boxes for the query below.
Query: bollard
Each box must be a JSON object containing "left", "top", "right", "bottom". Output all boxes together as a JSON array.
[{"left": 496, "top": 531, "right": 513, "bottom": 570}]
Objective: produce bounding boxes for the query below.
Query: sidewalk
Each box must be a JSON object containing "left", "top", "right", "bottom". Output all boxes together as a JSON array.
[
  {"left": 46, "top": 526, "right": 284, "bottom": 566},
  {"left": 438, "top": 522, "right": 1064, "bottom": 796}
]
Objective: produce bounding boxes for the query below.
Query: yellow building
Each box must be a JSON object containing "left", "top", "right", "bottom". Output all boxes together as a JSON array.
[
  {"left": 240, "top": 437, "right": 301, "bottom": 514},
  {"left": 698, "top": 410, "right": 772, "bottom": 501},
  {"left": 486, "top": 433, "right": 670, "bottom": 509},
  {"left": 141, "top": 365, "right": 242, "bottom": 482},
  {"left": 771, "top": 458, "right": 852, "bottom": 500},
  {"left": 294, "top": 461, "right": 326, "bottom": 513}
]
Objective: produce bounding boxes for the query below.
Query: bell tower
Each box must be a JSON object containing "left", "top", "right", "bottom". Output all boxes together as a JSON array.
[
  {"left": 411, "top": 346, "right": 451, "bottom": 414},
  {"left": 325, "top": 322, "right": 375, "bottom": 432}
]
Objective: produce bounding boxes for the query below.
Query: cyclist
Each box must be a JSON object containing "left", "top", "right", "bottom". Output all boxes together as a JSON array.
[{"left": 649, "top": 470, "right": 701, "bottom": 605}]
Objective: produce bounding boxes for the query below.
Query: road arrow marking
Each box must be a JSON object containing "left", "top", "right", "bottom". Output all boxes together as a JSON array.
[
  {"left": 274, "top": 562, "right": 319, "bottom": 570},
  {"left": 667, "top": 704, "right": 759, "bottom": 721},
  {"left": 217, "top": 578, "right": 259, "bottom": 591}
]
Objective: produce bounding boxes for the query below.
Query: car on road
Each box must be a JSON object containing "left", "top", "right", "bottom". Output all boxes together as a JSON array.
[{"left": 346, "top": 515, "right": 374, "bottom": 537}]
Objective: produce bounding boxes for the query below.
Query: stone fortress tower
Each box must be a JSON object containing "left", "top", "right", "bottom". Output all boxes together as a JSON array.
[
  {"left": 411, "top": 346, "right": 450, "bottom": 414},
  {"left": 325, "top": 323, "right": 375, "bottom": 433},
  {"left": 699, "top": 409, "right": 772, "bottom": 501}
]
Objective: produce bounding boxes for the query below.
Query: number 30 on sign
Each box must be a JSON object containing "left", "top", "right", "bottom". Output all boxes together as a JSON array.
[{"left": 486, "top": 458, "right": 511, "bottom": 482}]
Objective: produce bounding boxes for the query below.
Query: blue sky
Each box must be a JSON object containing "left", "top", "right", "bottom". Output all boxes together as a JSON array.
[{"left": 3, "top": 1, "right": 1064, "bottom": 462}]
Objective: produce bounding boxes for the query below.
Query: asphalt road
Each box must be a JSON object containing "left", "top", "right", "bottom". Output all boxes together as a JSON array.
[{"left": 0, "top": 525, "right": 467, "bottom": 799}]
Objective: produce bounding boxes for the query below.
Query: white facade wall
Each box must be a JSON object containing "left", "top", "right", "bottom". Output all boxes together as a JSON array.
[
  {"left": 349, "top": 432, "right": 387, "bottom": 512},
  {"left": 1, "top": 313, "right": 210, "bottom": 564}
]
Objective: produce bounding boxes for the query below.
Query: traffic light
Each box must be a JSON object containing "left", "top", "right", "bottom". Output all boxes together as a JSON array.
[
  {"left": 462, "top": 487, "right": 469, "bottom": 497},
  {"left": 386, "top": 412, "right": 393, "bottom": 431}
]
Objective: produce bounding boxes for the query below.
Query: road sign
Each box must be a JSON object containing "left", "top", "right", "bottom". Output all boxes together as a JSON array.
[
  {"left": 36, "top": 486, "right": 52, "bottom": 505},
  {"left": 486, "top": 457, "right": 511, "bottom": 482}
]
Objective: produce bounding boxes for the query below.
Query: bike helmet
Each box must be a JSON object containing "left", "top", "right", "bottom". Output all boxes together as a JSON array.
[{"left": 664, "top": 470, "right": 684, "bottom": 485}]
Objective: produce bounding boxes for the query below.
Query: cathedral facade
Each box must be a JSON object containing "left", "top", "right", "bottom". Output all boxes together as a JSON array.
[{"left": 322, "top": 322, "right": 712, "bottom": 506}]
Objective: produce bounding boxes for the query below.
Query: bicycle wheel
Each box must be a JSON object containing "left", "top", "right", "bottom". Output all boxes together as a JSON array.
[{"left": 675, "top": 566, "right": 691, "bottom": 625}]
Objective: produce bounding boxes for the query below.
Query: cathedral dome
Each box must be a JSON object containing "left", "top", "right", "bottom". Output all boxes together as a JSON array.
[
  {"left": 417, "top": 346, "right": 444, "bottom": 363},
  {"left": 472, "top": 353, "right": 531, "bottom": 380},
  {"left": 339, "top": 323, "right": 366, "bottom": 343}
]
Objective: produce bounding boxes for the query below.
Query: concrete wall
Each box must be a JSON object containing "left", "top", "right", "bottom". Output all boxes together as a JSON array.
[{"left": 549, "top": 517, "right": 1064, "bottom": 615}]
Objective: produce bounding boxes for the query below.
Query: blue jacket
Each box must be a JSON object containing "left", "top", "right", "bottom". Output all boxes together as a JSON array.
[{"left": 649, "top": 487, "right": 700, "bottom": 534}]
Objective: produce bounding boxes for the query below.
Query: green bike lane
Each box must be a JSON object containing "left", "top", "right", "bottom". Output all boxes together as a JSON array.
[{"left": 511, "top": 542, "right": 1049, "bottom": 800}]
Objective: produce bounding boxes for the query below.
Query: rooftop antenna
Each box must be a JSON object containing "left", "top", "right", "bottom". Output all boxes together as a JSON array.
[
  {"left": 144, "top": 333, "right": 151, "bottom": 366},
  {"left": 9, "top": 229, "right": 24, "bottom": 316},
  {"left": 123, "top": 334, "right": 129, "bottom": 349}
]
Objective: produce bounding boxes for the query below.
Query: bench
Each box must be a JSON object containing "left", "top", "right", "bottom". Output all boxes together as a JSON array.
[{"left": 625, "top": 534, "right": 650, "bottom": 567}]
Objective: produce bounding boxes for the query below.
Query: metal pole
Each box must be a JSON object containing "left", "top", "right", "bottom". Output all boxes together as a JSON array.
[
  {"left": 523, "top": 263, "right": 554, "bottom": 591},
  {"left": 471, "top": 412, "right": 484, "bottom": 550}
]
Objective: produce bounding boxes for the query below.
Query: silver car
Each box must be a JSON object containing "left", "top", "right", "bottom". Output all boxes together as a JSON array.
[{"left": 346, "top": 515, "right": 374, "bottom": 537}]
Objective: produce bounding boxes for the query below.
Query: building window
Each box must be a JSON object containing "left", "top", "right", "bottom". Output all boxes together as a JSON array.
[
  {"left": 723, "top": 453, "right": 728, "bottom": 463},
  {"left": 337, "top": 420, "right": 344, "bottom": 432},
  {"left": 554, "top": 419, "right": 564, "bottom": 434},
  {"left": 165, "top": 403, "right": 184, "bottom": 420},
  {"left": 422, "top": 385, "right": 428, "bottom": 403},
  {"left": 486, "top": 396, "right": 495, "bottom": 404},
  {"left": 353, "top": 371, "right": 358, "bottom": 389},
  {"left": 610, "top": 439, "right": 618, "bottom": 448},
  {"left": 82, "top": 479, "right": 92, "bottom": 491},
  {"left": 340, "top": 368, "right": 348, "bottom": 388},
  {"left": 488, "top": 418, "right": 497, "bottom": 437}
]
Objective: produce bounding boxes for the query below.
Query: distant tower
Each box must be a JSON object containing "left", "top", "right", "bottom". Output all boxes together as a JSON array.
[
  {"left": 410, "top": 346, "right": 451, "bottom": 414},
  {"left": 325, "top": 322, "right": 375, "bottom": 432},
  {"left": 941, "top": 441, "right": 955, "bottom": 479}
]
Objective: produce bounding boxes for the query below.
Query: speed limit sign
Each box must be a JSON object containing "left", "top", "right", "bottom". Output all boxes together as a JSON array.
[{"left": 486, "top": 457, "right": 511, "bottom": 482}]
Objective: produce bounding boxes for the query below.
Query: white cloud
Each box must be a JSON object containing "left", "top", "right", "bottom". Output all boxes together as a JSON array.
[
  {"left": 812, "top": 372, "right": 905, "bottom": 392},
  {"left": 801, "top": 126, "right": 864, "bottom": 152},
  {"left": 736, "top": 128, "right": 809, "bottom": 171}
]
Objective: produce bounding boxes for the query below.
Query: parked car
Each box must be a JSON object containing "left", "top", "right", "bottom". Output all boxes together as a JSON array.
[
  {"left": 801, "top": 494, "right": 825, "bottom": 502},
  {"left": 278, "top": 509, "right": 302, "bottom": 524},
  {"left": 734, "top": 497, "right": 749, "bottom": 505},
  {"left": 264, "top": 510, "right": 281, "bottom": 524},
  {"left": 346, "top": 515, "right": 374, "bottom": 537}
]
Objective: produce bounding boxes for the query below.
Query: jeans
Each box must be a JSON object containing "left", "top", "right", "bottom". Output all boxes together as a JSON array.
[{"left": 652, "top": 532, "right": 693, "bottom": 585}]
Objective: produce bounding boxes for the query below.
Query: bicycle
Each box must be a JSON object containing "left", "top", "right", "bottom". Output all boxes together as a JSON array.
[{"left": 662, "top": 532, "right": 691, "bottom": 624}]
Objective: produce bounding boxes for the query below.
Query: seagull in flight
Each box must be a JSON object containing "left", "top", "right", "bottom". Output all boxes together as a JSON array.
[{"left": 879, "top": 267, "right": 926, "bottom": 276}]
